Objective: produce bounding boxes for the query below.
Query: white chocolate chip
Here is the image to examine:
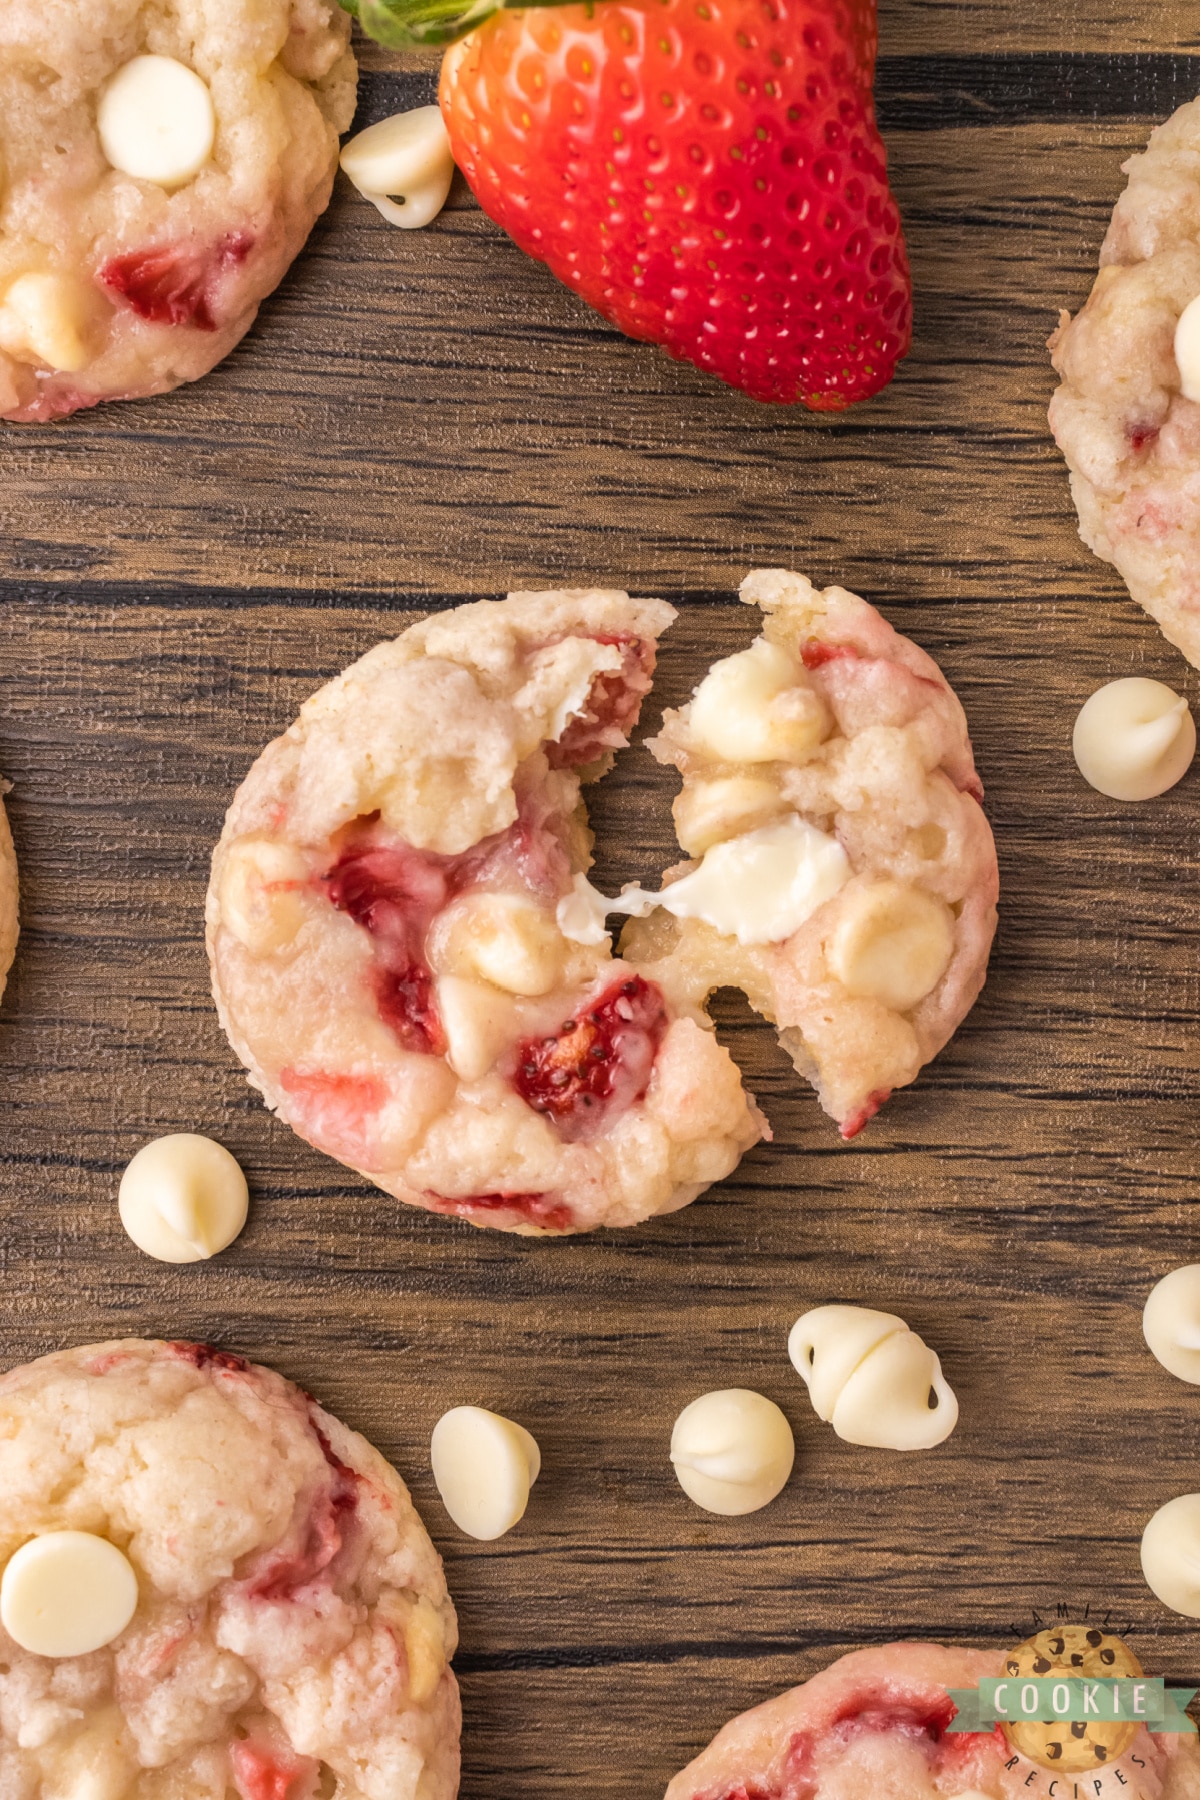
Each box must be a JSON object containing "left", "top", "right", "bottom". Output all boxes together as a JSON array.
[
  {"left": 1072, "top": 677, "right": 1195, "bottom": 801},
  {"left": 0, "top": 273, "right": 89, "bottom": 373},
  {"left": 118, "top": 1133, "right": 249, "bottom": 1264},
  {"left": 670, "top": 1389, "right": 795, "bottom": 1516},
  {"left": 98, "top": 56, "right": 215, "bottom": 190},
  {"left": 657, "top": 818, "right": 850, "bottom": 947},
  {"left": 432, "top": 894, "right": 564, "bottom": 996},
  {"left": 688, "top": 638, "right": 828, "bottom": 764},
  {"left": 1144, "top": 1265, "right": 1200, "bottom": 1384},
  {"left": 1141, "top": 1493, "right": 1200, "bottom": 1617},
  {"left": 1176, "top": 293, "right": 1200, "bottom": 403},
  {"left": 430, "top": 1405, "right": 541, "bottom": 1540},
  {"left": 826, "top": 880, "right": 955, "bottom": 1013},
  {"left": 788, "top": 1304, "right": 958, "bottom": 1451},
  {"left": 340, "top": 106, "right": 455, "bottom": 230},
  {"left": 673, "top": 775, "right": 787, "bottom": 856},
  {"left": 218, "top": 838, "right": 309, "bottom": 955},
  {"left": 435, "top": 974, "right": 515, "bottom": 1082},
  {"left": 1, "top": 1532, "right": 138, "bottom": 1657}
]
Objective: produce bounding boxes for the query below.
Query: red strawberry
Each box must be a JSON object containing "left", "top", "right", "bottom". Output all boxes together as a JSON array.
[
  {"left": 99, "top": 232, "right": 253, "bottom": 331},
  {"left": 434, "top": 0, "right": 910, "bottom": 407},
  {"left": 513, "top": 972, "right": 667, "bottom": 1137}
]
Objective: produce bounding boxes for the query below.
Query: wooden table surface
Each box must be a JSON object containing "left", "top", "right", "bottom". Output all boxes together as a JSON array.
[{"left": 4, "top": 3, "right": 1200, "bottom": 1794}]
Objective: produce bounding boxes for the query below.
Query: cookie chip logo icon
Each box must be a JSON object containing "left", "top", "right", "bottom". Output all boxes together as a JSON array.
[{"left": 1001, "top": 1626, "right": 1141, "bottom": 1773}]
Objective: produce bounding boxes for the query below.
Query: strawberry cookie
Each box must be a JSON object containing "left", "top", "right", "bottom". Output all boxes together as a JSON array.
[
  {"left": 206, "top": 591, "right": 765, "bottom": 1236},
  {"left": 664, "top": 1641, "right": 1200, "bottom": 1800},
  {"left": 0, "top": 0, "right": 356, "bottom": 423},
  {"left": 0, "top": 780, "right": 16, "bottom": 1003},
  {"left": 1050, "top": 100, "right": 1200, "bottom": 668},
  {"left": 0, "top": 1338, "right": 459, "bottom": 1800},
  {"left": 621, "top": 569, "right": 998, "bottom": 1138}
]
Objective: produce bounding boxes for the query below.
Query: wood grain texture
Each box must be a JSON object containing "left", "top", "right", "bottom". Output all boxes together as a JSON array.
[{"left": 2, "top": 9, "right": 1200, "bottom": 1799}]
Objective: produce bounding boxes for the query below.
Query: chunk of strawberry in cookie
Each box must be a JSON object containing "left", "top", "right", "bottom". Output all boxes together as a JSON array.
[
  {"left": 230, "top": 1732, "right": 320, "bottom": 1800},
  {"left": 513, "top": 973, "right": 667, "bottom": 1140},
  {"left": 324, "top": 829, "right": 449, "bottom": 1056},
  {"left": 548, "top": 633, "right": 657, "bottom": 767},
  {"left": 99, "top": 233, "right": 254, "bottom": 330}
]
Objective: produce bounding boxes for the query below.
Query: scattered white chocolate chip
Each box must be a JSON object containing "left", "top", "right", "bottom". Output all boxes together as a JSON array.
[
  {"left": 1, "top": 1531, "right": 138, "bottom": 1656},
  {"left": 1141, "top": 1493, "right": 1200, "bottom": 1617},
  {"left": 340, "top": 105, "right": 455, "bottom": 229},
  {"left": 688, "top": 638, "right": 828, "bottom": 764},
  {"left": 826, "top": 880, "right": 955, "bottom": 1013},
  {"left": 118, "top": 1133, "right": 249, "bottom": 1264},
  {"left": 670, "top": 1389, "right": 795, "bottom": 1516},
  {"left": 98, "top": 56, "right": 215, "bottom": 190},
  {"left": 430, "top": 1405, "right": 541, "bottom": 1540},
  {"left": 657, "top": 817, "right": 850, "bottom": 947},
  {"left": 1176, "top": 293, "right": 1200, "bottom": 404},
  {"left": 0, "top": 273, "right": 89, "bottom": 373},
  {"left": 673, "top": 775, "right": 786, "bottom": 857},
  {"left": 218, "top": 838, "right": 309, "bottom": 955},
  {"left": 788, "top": 1305, "right": 958, "bottom": 1451},
  {"left": 434, "top": 894, "right": 564, "bottom": 996},
  {"left": 1072, "top": 677, "right": 1195, "bottom": 801},
  {"left": 435, "top": 973, "right": 514, "bottom": 1082},
  {"left": 1144, "top": 1265, "right": 1200, "bottom": 1384}
]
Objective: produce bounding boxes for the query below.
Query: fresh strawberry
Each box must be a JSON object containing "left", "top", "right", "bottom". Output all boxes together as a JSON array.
[{"left": 412, "top": 0, "right": 908, "bottom": 406}]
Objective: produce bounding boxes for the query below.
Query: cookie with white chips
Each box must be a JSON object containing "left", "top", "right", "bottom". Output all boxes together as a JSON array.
[
  {"left": 0, "top": 0, "right": 356, "bottom": 422},
  {"left": 1050, "top": 99, "right": 1200, "bottom": 667},
  {"left": 622, "top": 569, "right": 998, "bottom": 1138},
  {"left": 0, "top": 1338, "right": 459, "bottom": 1800},
  {"left": 206, "top": 590, "right": 765, "bottom": 1235}
]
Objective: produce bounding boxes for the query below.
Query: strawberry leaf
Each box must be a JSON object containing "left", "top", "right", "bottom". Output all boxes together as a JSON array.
[
  {"left": 338, "top": 0, "right": 501, "bottom": 46},
  {"left": 339, "top": 0, "right": 562, "bottom": 47}
]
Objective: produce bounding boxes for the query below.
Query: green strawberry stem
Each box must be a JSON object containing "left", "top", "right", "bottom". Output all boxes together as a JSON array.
[{"left": 338, "top": 0, "right": 565, "bottom": 49}]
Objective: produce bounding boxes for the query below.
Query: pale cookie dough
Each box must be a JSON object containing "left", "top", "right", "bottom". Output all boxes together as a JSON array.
[
  {"left": 0, "top": 779, "right": 15, "bottom": 1003},
  {"left": 0, "top": 1338, "right": 459, "bottom": 1800},
  {"left": 1049, "top": 99, "right": 1200, "bottom": 669},
  {"left": 622, "top": 570, "right": 999, "bottom": 1138},
  {"left": 0, "top": 0, "right": 357, "bottom": 423},
  {"left": 664, "top": 1641, "right": 1200, "bottom": 1800},
  {"left": 206, "top": 591, "right": 766, "bottom": 1236}
]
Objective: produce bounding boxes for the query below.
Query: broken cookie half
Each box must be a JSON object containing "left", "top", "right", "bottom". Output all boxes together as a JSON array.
[
  {"left": 206, "top": 589, "right": 766, "bottom": 1237},
  {"left": 621, "top": 569, "right": 999, "bottom": 1138}
]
